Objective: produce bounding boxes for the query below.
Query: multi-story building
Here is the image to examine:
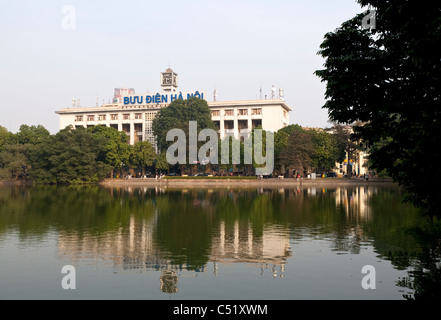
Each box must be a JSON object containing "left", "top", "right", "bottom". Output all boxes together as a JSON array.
[
  {"left": 56, "top": 69, "right": 292, "bottom": 151},
  {"left": 324, "top": 125, "right": 369, "bottom": 177}
]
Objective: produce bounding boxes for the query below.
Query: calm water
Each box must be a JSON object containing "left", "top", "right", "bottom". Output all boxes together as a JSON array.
[{"left": 0, "top": 184, "right": 440, "bottom": 300}]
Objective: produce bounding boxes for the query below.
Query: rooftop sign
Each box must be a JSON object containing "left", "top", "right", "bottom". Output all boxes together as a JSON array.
[{"left": 123, "top": 91, "right": 205, "bottom": 106}]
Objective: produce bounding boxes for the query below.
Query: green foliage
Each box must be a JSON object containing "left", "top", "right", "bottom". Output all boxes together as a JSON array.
[
  {"left": 315, "top": 1, "right": 441, "bottom": 216},
  {"left": 42, "top": 127, "right": 112, "bottom": 184},
  {"left": 87, "top": 125, "right": 131, "bottom": 169},
  {"left": 274, "top": 124, "right": 304, "bottom": 160},
  {"left": 152, "top": 97, "right": 217, "bottom": 153},
  {"left": 310, "top": 130, "right": 338, "bottom": 171},
  {"left": 278, "top": 128, "right": 314, "bottom": 173},
  {"left": 130, "top": 141, "right": 156, "bottom": 175},
  {"left": 0, "top": 144, "right": 32, "bottom": 179},
  {"left": 218, "top": 136, "right": 247, "bottom": 171},
  {"left": 16, "top": 125, "right": 50, "bottom": 145},
  {"left": 274, "top": 125, "right": 338, "bottom": 174},
  {"left": 155, "top": 151, "right": 170, "bottom": 173},
  {"left": 0, "top": 126, "right": 14, "bottom": 152}
]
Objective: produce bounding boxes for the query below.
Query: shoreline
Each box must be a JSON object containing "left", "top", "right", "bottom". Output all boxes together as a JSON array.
[
  {"left": 1, "top": 177, "right": 398, "bottom": 188},
  {"left": 98, "top": 177, "right": 397, "bottom": 188}
]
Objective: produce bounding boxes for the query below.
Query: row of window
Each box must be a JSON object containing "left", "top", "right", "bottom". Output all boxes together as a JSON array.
[
  {"left": 75, "top": 108, "right": 265, "bottom": 123},
  {"left": 75, "top": 113, "right": 144, "bottom": 122},
  {"left": 211, "top": 108, "right": 262, "bottom": 117}
]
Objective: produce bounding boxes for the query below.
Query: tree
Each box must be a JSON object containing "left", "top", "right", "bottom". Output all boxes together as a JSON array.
[
  {"left": 87, "top": 126, "right": 131, "bottom": 177},
  {"left": 38, "top": 127, "right": 112, "bottom": 184},
  {"left": 0, "top": 144, "right": 31, "bottom": 180},
  {"left": 279, "top": 129, "right": 314, "bottom": 176},
  {"left": 0, "top": 125, "right": 50, "bottom": 180},
  {"left": 310, "top": 130, "right": 338, "bottom": 172},
  {"left": 152, "top": 97, "right": 217, "bottom": 154},
  {"left": 274, "top": 125, "right": 304, "bottom": 161},
  {"left": 16, "top": 125, "right": 50, "bottom": 145},
  {"left": 130, "top": 141, "right": 156, "bottom": 176},
  {"left": 0, "top": 126, "right": 13, "bottom": 152},
  {"left": 328, "top": 124, "right": 358, "bottom": 164},
  {"left": 155, "top": 151, "right": 169, "bottom": 174},
  {"left": 152, "top": 97, "right": 217, "bottom": 174},
  {"left": 315, "top": 1, "right": 441, "bottom": 216}
]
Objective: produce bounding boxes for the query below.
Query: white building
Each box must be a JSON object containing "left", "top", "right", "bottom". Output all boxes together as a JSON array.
[{"left": 56, "top": 69, "right": 292, "bottom": 150}]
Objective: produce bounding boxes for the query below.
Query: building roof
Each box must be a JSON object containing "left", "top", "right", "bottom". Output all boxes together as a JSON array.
[{"left": 56, "top": 98, "right": 292, "bottom": 114}]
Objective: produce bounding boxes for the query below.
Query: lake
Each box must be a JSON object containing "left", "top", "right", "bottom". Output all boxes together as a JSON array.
[{"left": 0, "top": 184, "right": 439, "bottom": 300}]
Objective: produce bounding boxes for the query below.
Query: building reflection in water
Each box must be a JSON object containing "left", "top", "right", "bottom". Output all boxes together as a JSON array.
[
  {"left": 334, "top": 186, "right": 374, "bottom": 221},
  {"left": 57, "top": 186, "right": 378, "bottom": 293}
]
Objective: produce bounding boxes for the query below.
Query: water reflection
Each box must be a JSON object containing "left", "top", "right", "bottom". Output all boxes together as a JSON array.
[{"left": 0, "top": 185, "right": 440, "bottom": 299}]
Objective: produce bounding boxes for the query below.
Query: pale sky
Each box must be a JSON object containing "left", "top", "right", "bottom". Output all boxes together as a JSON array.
[{"left": 0, "top": 0, "right": 363, "bottom": 134}]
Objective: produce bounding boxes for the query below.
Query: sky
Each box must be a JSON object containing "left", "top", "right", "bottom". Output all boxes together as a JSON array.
[{"left": 0, "top": 0, "right": 364, "bottom": 134}]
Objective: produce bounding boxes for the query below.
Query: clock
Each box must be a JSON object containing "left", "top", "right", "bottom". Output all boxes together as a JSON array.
[
  {"left": 163, "top": 73, "right": 172, "bottom": 85},
  {"left": 161, "top": 69, "right": 178, "bottom": 92}
]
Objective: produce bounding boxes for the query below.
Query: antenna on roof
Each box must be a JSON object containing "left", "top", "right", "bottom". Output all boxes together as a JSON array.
[
  {"left": 279, "top": 88, "right": 285, "bottom": 101},
  {"left": 271, "top": 85, "right": 276, "bottom": 99},
  {"left": 213, "top": 88, "right": 218, "bottom": 102}
]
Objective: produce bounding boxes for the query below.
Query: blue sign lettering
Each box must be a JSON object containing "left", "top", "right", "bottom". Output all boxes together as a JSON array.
[{"left": 123, "top": 91, "right": 205, "bottom": 105}]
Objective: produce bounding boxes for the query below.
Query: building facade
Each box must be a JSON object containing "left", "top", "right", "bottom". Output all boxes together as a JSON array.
[{"left": 56, "top": 69, "right": 292, "bottom": 151}]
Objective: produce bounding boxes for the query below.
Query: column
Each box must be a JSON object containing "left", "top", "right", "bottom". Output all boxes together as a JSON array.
[
  {"left": 233, "top": 107, "right": 239, "bottom": 140},
  {"left": 142, "top": 113, "right": 146, "bottom": 143},
  {"left": 130, "top": 118, "right": 135, "bottom": 145},
  {"left": 118, "top": 113, "right": 122, "bottom": 132},
  {"left": 220, "top": 109, "right": 225, "bottom": 140}
]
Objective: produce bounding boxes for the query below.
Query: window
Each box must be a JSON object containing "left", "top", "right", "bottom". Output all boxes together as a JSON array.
[
  {"left": 111, "top": 114, "right": 118, "bottom": 121},
  {"left": 251, "top": 108, "right": 262, "bottom": 115},
  {"left": 238, "top": 109, "right": 248, "bottom": 116},
  {"left": 123, "top": 114, "right": 130, "bottom": 120},
  {"left": 145, "top": 112, "right": 157, "bottom": 121},
  {"left": 87, "top": 115, "right": 95, "bottom": 121},
  {"left": 135, "top": 113, "right": 142, "bottom": 120},
  {"left": 75, "top": 115, "right": 83, "bottom": 122},
  {"left": 211, "top": 110, "right": 220, "bottom": 117},
  {"left": 224, "top": 109, "right": 234, "bottom": 116},
  {"left": 98, "top": 115, "right": 106, "bottom": 121},
  {"left": 224, "top": 120, "right": 234, "bottom": 130}
]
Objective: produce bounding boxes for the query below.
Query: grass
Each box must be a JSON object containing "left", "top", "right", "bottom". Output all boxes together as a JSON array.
[{"left": 163, "top": 176, "right": 257, "bottom": 180}]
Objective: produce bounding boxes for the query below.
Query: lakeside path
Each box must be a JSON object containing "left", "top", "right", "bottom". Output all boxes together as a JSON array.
[{"left": 98, "top": 177, "right": 397, "bottom": 189}]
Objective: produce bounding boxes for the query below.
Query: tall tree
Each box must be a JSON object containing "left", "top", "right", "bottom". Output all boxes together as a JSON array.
[
  {"left": 279, "top": 129, "right": 314, "bottom": 176},
  {"left": 130, "top": 141, "right": 156, "bottom": 176},
  {"left": 315, "top": 1, "right": 441, "bottom": 216},
  {"left": 16, "top": 125, "right": 50, "bottom": 145},
  {"left": 328, "top": 124, "right": 358, "bottom": 164},
  {"left": 152, "top": 97, "right": 216, "bottom": 151},
  {"left": 310, "top": 130, "right": 338, "bottom": 172},
  {"left": 87, "top": 126, "right": 131, "bottom": 177},
  {"left": 155, "top": 151, "right": 170, "bottom": 174},
  {"left": 0, "top": 126, "right": 13, "bottom": 151},
  {"left": 152, "top": 97, "right": 217, "bottom": 170},
  {"left": 40, "top": 127, "right": 111, "bottom": 184},
  {"left": 0, "top": 144, "right": 31, "bottom": 180}
]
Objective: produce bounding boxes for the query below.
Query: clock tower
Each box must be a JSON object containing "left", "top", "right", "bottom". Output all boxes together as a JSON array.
[{"left": 160, "top": 68, "right": 178, "bottom": 93}]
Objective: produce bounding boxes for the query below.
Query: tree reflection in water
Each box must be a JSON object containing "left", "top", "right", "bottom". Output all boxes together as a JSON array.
[{"left": 0, "top": 184, "right": 440, "bottom": 299}]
